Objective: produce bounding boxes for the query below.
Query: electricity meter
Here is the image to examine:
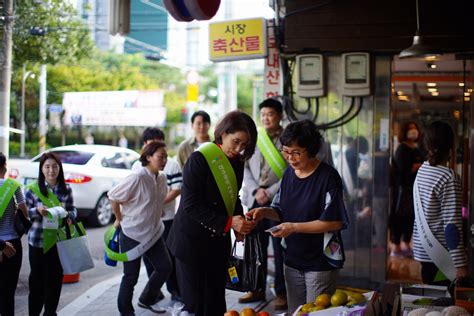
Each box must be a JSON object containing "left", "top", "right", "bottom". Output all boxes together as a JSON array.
[
  {"left": 296, "top": 54, "right": 324, "bottom": 97},
  {"left": 342, "top": 53, "right": 370, "bottom": 96}
]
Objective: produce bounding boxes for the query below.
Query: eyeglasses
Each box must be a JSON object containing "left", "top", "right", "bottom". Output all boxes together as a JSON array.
[{"left": 280, "top": 147, "right": 306, "bottom": 159}]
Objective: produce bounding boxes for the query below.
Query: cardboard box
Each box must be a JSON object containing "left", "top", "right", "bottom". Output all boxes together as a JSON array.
[
  {"left": 400, "top": 284, "right": 451, "bottom": 315},
  {"left": 293, "top": 291, "right": 378, "bottom": 316}
]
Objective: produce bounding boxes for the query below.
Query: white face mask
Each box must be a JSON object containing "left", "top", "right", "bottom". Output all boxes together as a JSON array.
[{"left": 407, "top": 129, "right": 419, "bottom": 141}]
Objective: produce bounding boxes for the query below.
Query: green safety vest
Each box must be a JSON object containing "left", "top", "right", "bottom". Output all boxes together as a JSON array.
[
  {"left": 256, "top": 128, "right": 287, "bottom": 180},
  {"left": 0, "top": 178, "right": 20, "bottom": 219}
]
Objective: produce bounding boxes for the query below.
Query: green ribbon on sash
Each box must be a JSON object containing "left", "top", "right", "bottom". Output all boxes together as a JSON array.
[
  {"left": 0, "top": 178, "right": 20, "bottom": 219},
  {"left": 198, "top": 142, "right": 237, "bottom": 217},
  {"left": 257, "top": 128, "right": 287, "bottom": 180},
  {"left": 28, "top": 181, "right": 62, "bottom": 253}
]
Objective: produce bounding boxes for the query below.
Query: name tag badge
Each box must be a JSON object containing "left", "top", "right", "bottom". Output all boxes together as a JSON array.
[
  {"left": 228, "top": 266, "right": 239, "bottom": 284},
  {"left": 43, "top": 217, "right": 59, "bottom": 229}
]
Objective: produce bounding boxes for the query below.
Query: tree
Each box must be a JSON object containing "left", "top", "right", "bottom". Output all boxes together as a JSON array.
[{"left": 12, "top": 0, "right": 94, "bottom": 66}]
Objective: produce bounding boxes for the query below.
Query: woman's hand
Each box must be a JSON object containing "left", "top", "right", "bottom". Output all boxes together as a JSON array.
[
  {"left": 2, "top": 242, "right": 16, "bottom": 258},
  {"left": 113, "top": 218, "right": 121, "bottom": 228},
  {"left": 231, "top": 215, "right": 256, "bottom": 235},
  {"left": 246, "top": 207, "right": 267, "bottom": 222},
  {"left": 37, "top": 205, "right": 48, "bottom": 217},
  {"left": 271, "top": 222, "right": 297, "bottom": 238},
  {"left": 456, "top": 266, "right": 469, "bottom": 279}
]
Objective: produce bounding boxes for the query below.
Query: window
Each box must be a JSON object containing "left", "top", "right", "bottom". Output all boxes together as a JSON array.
[
  {"left": 101, "top": 152, "right": 128, "bottom": 169},
  {"left": 34, "top": 151, "right": 94, "bottom": 165}
]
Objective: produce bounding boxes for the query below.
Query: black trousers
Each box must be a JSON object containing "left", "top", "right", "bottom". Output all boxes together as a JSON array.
[
  {"left": 143, "top": 219, "right": 179, "bottom": 296},
  {"left": 28, "top": 244, "right": 63, "bottom": 316},
  {"left": 0, "top": 238, "right": 22, "bottom": 316},
  {"left": 176, "top": 256, "right": 227, "bottom": 316},
  {"left": 118, "top": 233, "right": 172, "bottom": 316}
]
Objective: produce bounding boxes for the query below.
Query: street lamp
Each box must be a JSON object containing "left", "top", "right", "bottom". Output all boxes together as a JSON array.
[{"left": 21, "top": 64, "right": 35, "bottom": 158}]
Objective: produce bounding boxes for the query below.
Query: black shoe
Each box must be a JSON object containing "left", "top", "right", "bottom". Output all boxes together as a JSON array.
[
  {"left": 137, "top": 300, "right": 166, "bottom": 314},
  {"left": 149, "top": 291, "right": 165, "bottom": 305}
]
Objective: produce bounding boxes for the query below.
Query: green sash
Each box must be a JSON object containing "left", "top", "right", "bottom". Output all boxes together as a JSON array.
[
  {"left": 198, "top": 142, "right": 237, "bottom": 217},
  {"left": 0, "top": 178, "right": 20, "bottom": 219},
  {"left": 257, "top": 128, "right": 287, "bottom": 180},
  {"left": 27, "top": 181, "right": 63, "bottom": 253}
]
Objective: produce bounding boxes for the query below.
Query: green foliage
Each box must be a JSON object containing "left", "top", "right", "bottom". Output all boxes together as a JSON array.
[
  {"left": 13, "top": 0, "right": 94, "bottom": 66},
  {"left": 163, "top": 92, "right": 186, "bottom": 125},
  {"left": 237, "top": 74, "right": 254, "bottom": 115}
]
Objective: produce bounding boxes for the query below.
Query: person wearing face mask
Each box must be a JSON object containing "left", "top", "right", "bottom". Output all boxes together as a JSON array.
[{"left": 389, "top": 121, "right": 424, "bottom": 257}]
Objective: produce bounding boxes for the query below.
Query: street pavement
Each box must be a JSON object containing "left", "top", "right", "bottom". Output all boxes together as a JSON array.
[{"left": 14, "top": 226, "right": 286, "bottom": 316}]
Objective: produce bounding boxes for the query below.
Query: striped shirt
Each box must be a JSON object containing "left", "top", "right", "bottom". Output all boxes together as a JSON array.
[
  {"left": 0, "top": 179, "right": 26, "bottom": 242},
  {"left": 413, "top": 162, "right": 467, "bottom": 268},
  {"left": 25, "top": 183, "right": 77, "bottom": 248}
]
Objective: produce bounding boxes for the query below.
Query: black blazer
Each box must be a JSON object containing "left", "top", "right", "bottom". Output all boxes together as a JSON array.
[{"left": 167, "top": 150, "right": 245, "bottom": 264}]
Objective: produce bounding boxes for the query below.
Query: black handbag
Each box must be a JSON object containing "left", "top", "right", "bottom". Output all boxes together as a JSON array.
[
  {"left": 226, "top": 232, "right": 265, "bottom": 292},
  {"left": 14, "top": 210, "right": 32, "bottom": 236}
]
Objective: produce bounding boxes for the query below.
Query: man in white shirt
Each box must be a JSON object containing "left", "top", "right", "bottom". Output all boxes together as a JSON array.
[{"left": 132, "top": 127, "right": 182, "bottom": 302}]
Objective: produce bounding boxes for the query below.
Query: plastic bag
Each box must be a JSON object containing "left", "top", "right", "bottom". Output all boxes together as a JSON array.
[
  {"left": 226, "top": 232, "right": 264, "bottom": 292},
  {"left": 56, "top": 222, "right": 94, "bottom": 274}
]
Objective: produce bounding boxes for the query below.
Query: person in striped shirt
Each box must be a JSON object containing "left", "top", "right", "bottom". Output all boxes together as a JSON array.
[{"left": 413, "top": 121, "right": 468, "bottom": 285}]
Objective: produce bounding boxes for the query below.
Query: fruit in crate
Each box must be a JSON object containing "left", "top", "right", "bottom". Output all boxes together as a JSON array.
[
  {"left": 314, "top": 293, "right": 331, "bottom": 308},
  {"left": 256, "top": 312, "right": 270, "bottom": 316},
  {"left": 300, "top": 303, "right": 315, "bottom": 312},
  {"left": 347, "top": 292, "right": 365, "bottom": 304},
  {"left": 240, "top": 308, "right": 256, "bottom": 316},
  {"left": 224, "top": 311, "right": 239, "bottom": 316},
  {"left": 330, "top": 291, "right": 348, "bottom": 306}
]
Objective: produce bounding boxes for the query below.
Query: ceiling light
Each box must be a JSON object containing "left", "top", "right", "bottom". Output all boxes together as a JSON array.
[
  {"left": 426, "top": 83, "right": 437, "bottom": 87},
  {"left": 398, "top": 95, "right": 409, "bottom": 101},
  {"left": 465, "top": 92, "right": 471, "bottom": 97},
  {"left": 428, "top": 63, "right": 437, "bottom": 69},
  {"left": 459, "top": 83, "right": 465, "bottom": 87},
  {"left": 397, "top": 91, "right": 404, "bottom": 96},
  {"left": 431, "top": 91, "right": 439, "bottom": 96},
  {"left": 428, "top": 88, "right": 437, "bottom": 93},
  {"left": 399, "top": 0, "right": 442, "bottom": 59},
  {"left": 465, "top": 97, "right": 471, "bottom": 102},
  {"left": 468, "top": 89, "right": 473, "bottom": 93}
]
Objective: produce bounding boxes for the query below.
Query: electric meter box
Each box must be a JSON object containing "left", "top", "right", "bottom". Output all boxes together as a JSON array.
[
  {"left": 296, "top": 54, "right": 324, "bottom": 98},
  {"left": 342, "top": 52, "right": 371, "bottom": 96}
]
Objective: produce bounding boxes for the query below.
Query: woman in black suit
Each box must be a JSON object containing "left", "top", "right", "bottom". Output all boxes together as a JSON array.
[{"left": 167, "top": 111, "right": 258, "bottom": 316}]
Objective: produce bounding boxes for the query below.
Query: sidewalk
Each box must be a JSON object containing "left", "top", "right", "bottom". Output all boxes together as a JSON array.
[{"left": 57, "top": 258, "right": 286, "bottom": 316}]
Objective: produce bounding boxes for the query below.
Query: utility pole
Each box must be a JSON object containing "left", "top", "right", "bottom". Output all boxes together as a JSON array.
[
  {"left": 0, "top": 0, "right": 14, "bottom": 157},
  {"left": 39, "top": 64, "right": 47, "bottom": 153}
]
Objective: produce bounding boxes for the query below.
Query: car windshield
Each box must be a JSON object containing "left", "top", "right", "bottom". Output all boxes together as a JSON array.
[{"left": 33, "top": 150, "right": 94, "bottom": 165}]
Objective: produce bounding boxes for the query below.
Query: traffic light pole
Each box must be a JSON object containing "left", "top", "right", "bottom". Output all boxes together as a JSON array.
[
  {"left": 39, "top": 64, "right": 47, "bottom": 153},
  {"left": 0, "top": 0, "right": 14, "bottom": 157}
]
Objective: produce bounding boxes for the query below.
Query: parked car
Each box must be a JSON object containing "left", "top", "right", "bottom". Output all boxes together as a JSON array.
[{"left": 8, "top": 145, "right": 140, "bottom": 227}]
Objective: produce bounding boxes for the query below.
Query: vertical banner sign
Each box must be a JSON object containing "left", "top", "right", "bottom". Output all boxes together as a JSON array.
[
  {"left": 264, "top": 20, "right": 281, "bottom": 98},
  {"left": 209, "top": 18, "right": 267, "bottom": 62}
]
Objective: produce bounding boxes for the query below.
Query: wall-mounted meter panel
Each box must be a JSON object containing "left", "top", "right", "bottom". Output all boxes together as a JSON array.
[
  {"left": 296, "top": 54, "right": 324, "bottom": 98},
  {"left": 342, "top": 53, "right": 370, "bottom": 96}
]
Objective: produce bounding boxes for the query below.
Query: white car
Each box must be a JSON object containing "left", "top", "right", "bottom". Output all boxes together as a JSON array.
[{"left": 8, "top": 145, "right": 140, "bottom": 227}]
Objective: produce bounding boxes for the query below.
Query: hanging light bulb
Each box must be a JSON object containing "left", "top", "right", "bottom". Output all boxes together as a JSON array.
[{"left": 399, "top": 0, "right": 442, "bottom": 59}]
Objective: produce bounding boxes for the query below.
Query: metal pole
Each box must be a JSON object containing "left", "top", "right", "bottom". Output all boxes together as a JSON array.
[
  {"left": 39, "top": 64, "right": 47, "bottom": 153},
  {"left": 21, "top": 64, "right": 26, "bottom": 157},
  {"left": 0, "top": 0, "right": 14, "bottom": 157}
]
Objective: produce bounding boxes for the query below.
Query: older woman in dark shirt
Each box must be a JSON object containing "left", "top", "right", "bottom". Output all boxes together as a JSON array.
[
  {"left": 248, "top": 120, "right": 349, "bottom": 314},
  {"left": 167, "top": 111, "right": 258, "bottom": 316}
]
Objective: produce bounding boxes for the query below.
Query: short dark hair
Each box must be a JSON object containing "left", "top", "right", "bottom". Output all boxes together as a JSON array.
[
  {"left": 214, "top": 111, "right": 257, "bottom": 160},
  {"left": 259, "top": 98, "right": 283, "bottom": 114},
  {"left": 0, "top": 152, "right": 6, "bottom": 173},
  {"left": 424, "top": 121, "right": 454, "bottom": 166},
  {"left": 280, "top": 119, "right": 322, "bottom": 158},
  {"left": 399, "top": 121, "right": 420, "bottom": 142},
  {"left": 38, "top": 152, "right": 67, "bottom": 197},
  {"left": 191, "top": 110, "right": 211, "bottom": 124},
  {"left": 142, "top": 127, "right": 165, "bottom": 143},
  {"left": 140, "top": 141, "right": 167, "bottom": 166}
]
